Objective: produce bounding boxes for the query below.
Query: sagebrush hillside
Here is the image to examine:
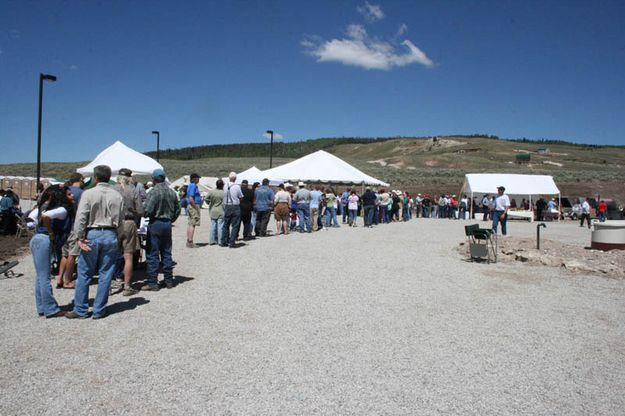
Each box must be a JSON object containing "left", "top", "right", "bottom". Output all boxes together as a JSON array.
[{"left": 1, "top": 136, "right": 624, "bottom": 199}]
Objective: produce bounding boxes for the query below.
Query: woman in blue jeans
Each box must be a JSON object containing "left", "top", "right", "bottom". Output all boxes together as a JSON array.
[{"left": 28, "top": 185, "right": 71, "bottom": 318}]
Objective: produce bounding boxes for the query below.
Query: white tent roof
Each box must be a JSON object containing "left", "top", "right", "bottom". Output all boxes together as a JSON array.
[
  {"left": 461, "top": 173, "right": 560, "bottom": 195},
  {"left": 235, "top": 166, "right": 283, "bottom": 187},
  {"left": 77, "top": 141, "right": 164, "bottom": 176},
  {"left": 263, "top": 150, "right": 389, "bottom": 187},
  {"left": 170, "top": 176, "right": 218, "bottom": 193}
]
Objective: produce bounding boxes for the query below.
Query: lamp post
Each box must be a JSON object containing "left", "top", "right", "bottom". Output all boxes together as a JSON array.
[
  {"left": 266, "top": 130, "right": 274, "bottom": 168},
  {"left": 152, "top": 131, "right": 160, "bottom": 161},
  {"left": 36, "top": 73, "right": 57, "bottom": 189}
]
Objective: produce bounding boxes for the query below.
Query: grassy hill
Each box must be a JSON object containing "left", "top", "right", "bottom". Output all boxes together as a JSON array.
[{"left": 1, "top": 136, "right": 624, "bottom": 200}]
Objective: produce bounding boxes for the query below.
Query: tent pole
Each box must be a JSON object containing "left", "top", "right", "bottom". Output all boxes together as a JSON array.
[
  {"left": 529, "top": 194, "right": 533, "bottom": 223},
  {"left": 558, "top": 193, "right": 561, "bottom": 222},
  {"left": 470, "top": 191, "right": 473, "bottom": 220}
]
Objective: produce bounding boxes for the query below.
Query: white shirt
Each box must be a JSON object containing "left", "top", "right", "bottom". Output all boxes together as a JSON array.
[
  {"left": 582, "top": 200, "right": 591, "bottom": 214},
  {"left": 223, "top": 182, "right": 243, "bottom": 206},
  {"left": 28, "top": 207, "right": 68, "bottom": 227},
  {"left": 348, "top": 195, "right": 359, "bottom": 210},
  {"left": 494, "top": 194, "right": 511, "bottom": 211}
]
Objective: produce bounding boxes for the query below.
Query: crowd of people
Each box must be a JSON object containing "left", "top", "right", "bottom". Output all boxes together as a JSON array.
[
  {"left": 26, "top": 166, "right": 179, "bottom": 319},
  {"left": 10, "top": 165, "right": 614, "bottom": 320},
  {"left": 172, "top": 174, "right": 523, "bottom": 243}
]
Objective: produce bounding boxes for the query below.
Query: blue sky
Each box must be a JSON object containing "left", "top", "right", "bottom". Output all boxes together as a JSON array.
[{"left": 1, "top": 0, "right": 624, "bottom": 163}]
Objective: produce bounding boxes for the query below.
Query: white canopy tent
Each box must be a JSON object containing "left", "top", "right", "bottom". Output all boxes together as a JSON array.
[
  {"left": 263, "top": 150, "right": 389, "bottom": 187},
  {"left": 77, "top": 141, "right": 164, "bottom": 176},
  {"left": 235, "top": 166, "right": 283, "bottom": 187},
  {"left": 460, "top": 173, "right": 561, "bottom": 221},
  {"left": 170, "top": 176, "right": 218, "bottom": 194}
]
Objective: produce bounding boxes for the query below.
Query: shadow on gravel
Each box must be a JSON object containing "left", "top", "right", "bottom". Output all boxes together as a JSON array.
[
  {"left": 172, "top": 275, "right": 194, "bottom": 286},
  {"left": 107, "top": 297, "right": 150, "bottom": 316}
]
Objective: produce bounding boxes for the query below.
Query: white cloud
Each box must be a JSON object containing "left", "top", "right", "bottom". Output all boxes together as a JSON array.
[
  {"left": 263, "top": 132, "right": 283, "bottom": 140},
  {"left": 357, "top": 2, "right": 384, "bottom": 22},
  {"left": 302, "top": 24, "right": 434, "bottom": 71},
  {"left": 396, "top": 23, "right": 408, "bottom": 37},
  {"left": 69, "top": 64, "right": 78, "bottom": 70}
]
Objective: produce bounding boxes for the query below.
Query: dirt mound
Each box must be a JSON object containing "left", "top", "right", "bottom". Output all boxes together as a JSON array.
[
  {"left": 0, "top": 235, "right": 30, "bottom": 262},
  {"left": 458, "top": 236, "right": 625, "bottom": 278}
]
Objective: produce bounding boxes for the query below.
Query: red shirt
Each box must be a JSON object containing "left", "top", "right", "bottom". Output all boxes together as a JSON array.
[{"left": 598, "top": 202, "right": 608, "bottom": 213}]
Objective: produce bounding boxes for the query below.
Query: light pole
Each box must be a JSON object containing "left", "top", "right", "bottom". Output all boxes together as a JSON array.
[
  {"left": 152, "top": 131, "right": 160, "bottom": 161},
  {"left": 37, "top": 73, "right": 57, "bottom": 189},
  {"left": 266, "top": 130, "right": 274, "bottom": 168}
]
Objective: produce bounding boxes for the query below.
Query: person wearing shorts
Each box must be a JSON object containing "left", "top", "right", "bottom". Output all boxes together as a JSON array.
[
  {"left": 273, "top": 184, "right": 291, "bottom": 235},
  {"left": 58, "top": 231, "right": 80, "bottom": 288},
  {"left": 114, "top": 169, "right": 143, "bottom": 296},
  {"left": 186, "top": 173, "right": 202, "bottom": 248}
]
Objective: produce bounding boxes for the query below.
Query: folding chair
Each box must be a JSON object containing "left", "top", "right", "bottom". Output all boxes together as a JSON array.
[
  {"left": 15, "top": 213, "right": 35, "bottom": 239},
  {"left": 464, "top": 224, "right": 497, "bottom": 263}
]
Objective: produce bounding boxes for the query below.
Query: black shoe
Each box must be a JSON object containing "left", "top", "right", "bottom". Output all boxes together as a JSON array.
[
  {"left": 92, "top": 312, "right": 108, "bottom": 320},
  {"left": 141, "top": 284, "right": 160, "bottom": 292},
  {"left": 46, "top": 310, "right": 67, "bottom": 319},
  {"left": 165, "top": 280, "right": 175, "bottom": 289},
  {"left": 65, "top": 311, "right": 89, "bottom": 319}
]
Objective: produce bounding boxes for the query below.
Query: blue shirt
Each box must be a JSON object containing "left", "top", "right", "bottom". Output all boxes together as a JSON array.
[
  {"left": 69, "top": 186, "right": 83, "bottom": 206},
  {"left": 187, "top": 182, "right": 202, "bottom": 204},
  {"left": 0, "top": 196, "right": 13, "bottom": 213},
  {"left": 254, "top": 186, "right": 275, "bottom": 211},
  {"left": 310, "top": 190, "right": 322, "bottom": 209}
]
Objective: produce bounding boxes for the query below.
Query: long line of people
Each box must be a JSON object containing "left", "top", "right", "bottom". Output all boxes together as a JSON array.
[{"left": 22, "top": 166, "right": 608, "bottom": 320}]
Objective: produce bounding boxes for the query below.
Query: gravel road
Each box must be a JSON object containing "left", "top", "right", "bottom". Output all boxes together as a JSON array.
[{"left": 1, "top": 216, "right": 624, "bottom": 415}]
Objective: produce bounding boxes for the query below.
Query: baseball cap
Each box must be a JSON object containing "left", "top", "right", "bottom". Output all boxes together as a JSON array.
[
  {"left": 118, "top": 168, "right": 132, "bottom": 177},
  {"left": 152, "top": 168, "right": 166, "bottom": 178}
]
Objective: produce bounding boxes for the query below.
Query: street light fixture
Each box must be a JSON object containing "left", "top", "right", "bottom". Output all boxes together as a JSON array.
[
  {"left": 265, "top": 130, "right": 274, "bottom": 168},
  {"left": 36, "top": 73, "right": 57, "bottom": 190},
  {"left": 152, "top": 131, "right": 160, "bottom": 161}
]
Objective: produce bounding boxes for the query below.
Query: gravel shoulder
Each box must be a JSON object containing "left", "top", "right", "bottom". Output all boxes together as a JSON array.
[{"left": 1, "top": 216, "right": 624, "bottom": 415}]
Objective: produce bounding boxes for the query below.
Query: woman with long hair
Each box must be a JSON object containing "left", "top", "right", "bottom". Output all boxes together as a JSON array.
[{"left": 28, "top": 185, "right": 70, "bottom": 318}]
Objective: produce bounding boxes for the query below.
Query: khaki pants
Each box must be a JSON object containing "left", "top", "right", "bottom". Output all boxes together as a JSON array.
[
  {"left": 311, "top": 207, "right": 319, "bottom": 231},
  {"left": 188, "top": 204, "right": 201, "bottom": 226}
]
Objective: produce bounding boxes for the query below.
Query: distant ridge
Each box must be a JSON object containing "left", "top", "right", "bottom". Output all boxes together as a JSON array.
[{"left": 145, "top": 135, "right": 623, "bottom": 161}]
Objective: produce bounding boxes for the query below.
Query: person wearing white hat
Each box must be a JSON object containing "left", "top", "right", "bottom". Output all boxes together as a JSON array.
[
  {"left": 492, "top": 186, "right": 511, "bottom": 235},
  {"left": 414, "top": 193, "right": 423, "bottom": 218},
  {"left": 221, "top": 172, "right": 244, "bottom": 248},
  {"left": 294, "top": 181, "right": 312, "bottom": 233}
]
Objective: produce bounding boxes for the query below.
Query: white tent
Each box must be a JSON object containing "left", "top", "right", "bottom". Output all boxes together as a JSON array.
[
  {"left": 235, "top": 166, "right": 283, "bottom": 187},
  {"left": 170, "top": 176, "right": 218, "bottom": 193},
  {"left": 77, "top": 141, "right": 163, "bottom": 176},
  {"left": 460, "top": 173, "right": 561, "bottom": 221},
  {"left": 263, "top": 150, "right": 389, "bottom": 187}
]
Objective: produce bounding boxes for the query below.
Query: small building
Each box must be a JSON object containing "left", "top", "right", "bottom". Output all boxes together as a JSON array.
[
  {"left": 537, "top": 148, "right": 550, "bottom": 155},
  {"left": 515, "top": 153, "right": 531, "bottom": 164}
]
